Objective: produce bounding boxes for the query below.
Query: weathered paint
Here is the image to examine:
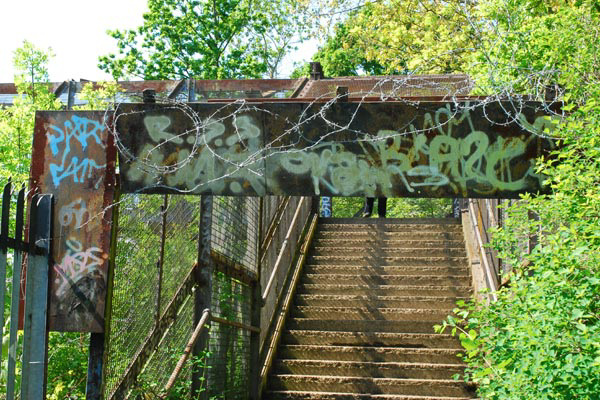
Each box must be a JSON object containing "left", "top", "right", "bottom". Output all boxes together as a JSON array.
[
  {"left": 30, "top": 111, "right": 116, "bottom": 332},
  {"left": 116, "top": 101, "right": 559, "bottom": 198}
]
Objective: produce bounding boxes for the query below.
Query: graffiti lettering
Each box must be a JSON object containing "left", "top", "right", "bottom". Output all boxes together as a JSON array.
[
  {"left": 128, "top": 114, "right": 265, "bottom": 194},
  {"left": 119, "top": 102, "right": 558, "bottom": 198},
  {"left": 47, "top": 115, "right": 107, "bottom": 187},
  {"left": 58, "top": 198, "right": 88, "bottom": 228},
  {"left": 53, "top": 238, "right": 107, "bottom": 296},
  {"left": 321, "top": 197, "right": 332, "bottom": 217},
  {"left": 275, "top": 109, "right": 555, "bottom": 197}
]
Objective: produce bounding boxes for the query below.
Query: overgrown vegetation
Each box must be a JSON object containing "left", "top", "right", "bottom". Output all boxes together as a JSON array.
[
  {"left": 3, "top": 0, "right": 600, "bottom": 397},
  {"left": 332, "top": 197, "right": 452, "bottom": 218},
  {"left": 433, "top": 1, "right": 600, "bottom": 398}
]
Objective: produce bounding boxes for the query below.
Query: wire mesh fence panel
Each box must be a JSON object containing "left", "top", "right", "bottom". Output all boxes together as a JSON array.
[
  {"left": 211, "top": 196, "right": 260, "bottom": 277},
  {"left": 104, "top": 194, "right": 163, "bottom": 396},
  {"left": 207, "top": 271, "right": 252, "bottom": 399},
  {"left": 104, "top": 192, "right": 309, "bottom": 397},
  {"left": 135, "top": 292, "right": 196, "bottom": 397},
  {"left": 160, "top": 195, "right": 202, "bottom": 315},
  {"left": 0, "top": 181, "right": 27, "bottom": 399}
]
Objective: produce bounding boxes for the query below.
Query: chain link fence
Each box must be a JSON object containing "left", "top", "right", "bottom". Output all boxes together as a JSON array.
[{"left": 104, "top": 194, "right": 272, "bottom": 399}]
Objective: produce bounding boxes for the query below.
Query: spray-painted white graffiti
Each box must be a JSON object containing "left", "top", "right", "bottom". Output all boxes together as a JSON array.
[
  {"left": 127, "top": 114, "right": 265, "bottom": 194},
  {"left": 58, "top": 198, "right": 88, "bottom": 228},
  {"left": 124, "top": 104, "right": 557, "bottom": 197},
  {"left": 275, "top": 105, "right": 557, "bottom": 197},
  {"left": 53, "top": 238, "right": 107, "bottom": 297},
  {"left": 47, "top": 115, "right": 107, "bottom": 187}
]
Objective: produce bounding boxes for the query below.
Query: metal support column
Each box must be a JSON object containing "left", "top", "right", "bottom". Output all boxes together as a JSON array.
[{"left": 192, "top": 195, "right": 214, "bottom": 398}]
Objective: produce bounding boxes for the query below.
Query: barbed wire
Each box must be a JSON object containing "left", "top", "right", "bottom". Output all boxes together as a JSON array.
[{"left": 105, "top": 72, "right": 562, "bottom": 197}]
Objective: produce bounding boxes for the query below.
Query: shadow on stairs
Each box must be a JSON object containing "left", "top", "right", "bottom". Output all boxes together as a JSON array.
[{"left": 263, "top": 218, "right": 477, "bottom": 400}]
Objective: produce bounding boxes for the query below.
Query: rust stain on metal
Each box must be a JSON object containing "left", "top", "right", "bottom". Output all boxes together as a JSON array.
[{"left": 30, "top": 111, "right": 116, "bottom": 332}]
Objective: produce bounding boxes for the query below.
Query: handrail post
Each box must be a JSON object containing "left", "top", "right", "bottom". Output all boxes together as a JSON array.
[
  {"left": 193, "top": 195, "right": 214, "bottom": 399},
  {"left": 163, "top": 309, "right": 211, "bottom": 397},
  {"left": 468, "top": 199, "right": 498, "bottom": 302}
]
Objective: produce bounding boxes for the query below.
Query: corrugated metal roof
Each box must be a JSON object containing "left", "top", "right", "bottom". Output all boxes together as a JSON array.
[
  {"left": 0, "top": 75, "right": 473, "bottom": 105},
  {"left": 297, "top": 75, "right": 473, "bottom": 99}
]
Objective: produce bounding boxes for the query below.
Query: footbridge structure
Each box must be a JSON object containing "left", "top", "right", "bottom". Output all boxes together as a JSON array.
[{"left": 1, "top": 71, "right": 560, "bottom": 398}]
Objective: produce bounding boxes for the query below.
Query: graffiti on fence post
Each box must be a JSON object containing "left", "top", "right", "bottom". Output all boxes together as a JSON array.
[
  {"left": 320, "top": 197, "right": 332, "bottom": 217},
  {"left": 30, "top": 111, "right": 116, "bottom": 332}
]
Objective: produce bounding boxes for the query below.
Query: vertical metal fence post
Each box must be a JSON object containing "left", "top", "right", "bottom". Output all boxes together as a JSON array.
[
  {"left": 7, "top": 186, "right": 25, "bottom": 400},
  {"left": 85, "top": 332, "right": 105, "bottom": 400},
  {"left": 249, "top": 197, "right": 264, "bottom": 400},
  {"left": 21, "top": 194, "right": 52, "bottom": 399},
  {"left": 193, "top": 195, "right": 214, "bottom": 399},
  {"left": 156, "top": 194, "right": 169, "bottom": 326},
  {"left": 67, "top": 80, "right": 76, "bottom": 110},
  {"left": 0, "top": 181, "right": 11, "bottom": 372},
  {"left": 311, "top": 196, "right": 320, "bottom": 216}
]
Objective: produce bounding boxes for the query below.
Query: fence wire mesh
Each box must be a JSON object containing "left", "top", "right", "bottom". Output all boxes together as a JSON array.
[
  {"left": 105, "top": 194, "right": 261, "bottom": 398},
  {"left": 206, "top": 272, "right": 252, "bottom": 399},
  {"left": 211, "top": 196, "right": 260, "bottom": 277},
  {"left": 135, "top": 292, "right": 196, "bottom": 397},
  {"left": 104, "top": 193, "right": 201, "bottom": 398}
]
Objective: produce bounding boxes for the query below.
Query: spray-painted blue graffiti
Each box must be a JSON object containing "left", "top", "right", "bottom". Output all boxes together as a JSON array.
[
  {"left": 321, "top": 196, "right": 332, "bottom": 217},
  {"left": 47, "top": 115, "right": 106, "bottom": 187}
]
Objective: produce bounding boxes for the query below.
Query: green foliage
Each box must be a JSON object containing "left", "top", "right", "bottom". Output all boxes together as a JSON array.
[
  {"left": 99, "top": 0, "right": 309, "bottom": 80},
  {"left": 293, "top": 8, "right": 394, "bottom": 78},
  {"left": 74, "top": 81, "right": 124, "bottom": 111},
  {"left": 332, "top": 197, "right": 451, "bottom": 218},
  {"left": 438, "top": 87, "right": 600, "bottom": 399},
  {"left": 309, "top": 0, "right": 476, "bottom": 75},
  {"left": 0, "top": 41, "right": 61, "bottom": 183},
  {"left": 46, "top": 333, "right": 89, "bottom": 399},
  {"left": 131, "top": 350, "right": 212, "bottom": 399},
  {"left": 469, "top": 0, "right": 600, "bottom": 98}
]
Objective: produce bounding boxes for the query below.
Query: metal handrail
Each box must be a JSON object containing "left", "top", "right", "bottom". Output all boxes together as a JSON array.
[
  {"left": 261, "top": 197, "right": 306, "bottom": 302},
  {"left": 260, "top": 213, "right": 318, "bottom": 393},
  {"left": 162, "top": 308, "right": 260, "bottom": 397},
  {"left": 468, "top": 199, "right": 498, "bottom": 302},
  {"left": 163, "top": 308, "right": 211, "bottom": 396}
]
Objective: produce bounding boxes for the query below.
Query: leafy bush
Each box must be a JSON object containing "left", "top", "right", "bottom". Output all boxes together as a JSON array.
[{"left": 438, "top": 90, "right": 600, "bottom": 398}]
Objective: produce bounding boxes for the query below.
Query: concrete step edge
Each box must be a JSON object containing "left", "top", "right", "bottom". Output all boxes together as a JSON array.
[
  {"left": 266, "top": 390, "right": 475, "bottom": 400},
  {"left": 271, "top": 375, "right": 470, "bottom": 385},
  {"left": 275, "top": 360, "right": 467, "bottom": 369},
  {"left": 280, "top": 345, "right": 462, "bottom": 354},
  {"left": 293, "top": 307, "right": 458, "bottom": 313},
  {"left": 284, "top": 331, "right": 456, "bottom": 339}
]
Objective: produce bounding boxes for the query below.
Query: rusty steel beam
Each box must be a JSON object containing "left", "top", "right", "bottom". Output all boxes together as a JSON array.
[
  {"left": 194, "top": 78, "right": 301, "bottom": 92},
  {"left": 115, "top": 100, "right": 560, "bottom": 199},
  {"left": 30, "top": 111, "right": 117, "bottom": 332}
]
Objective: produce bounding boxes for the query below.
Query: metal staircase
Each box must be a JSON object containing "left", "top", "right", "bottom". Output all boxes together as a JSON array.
[{"left": 264, "top": 218, "right": 477, "bottom": 400}]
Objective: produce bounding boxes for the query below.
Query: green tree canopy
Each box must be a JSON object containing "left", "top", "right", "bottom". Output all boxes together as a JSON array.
[
  {"left": 99, "top": 0, "right": 310, "bottom": 80},
  {"left": 0, "top": 41, "right": 61, "bottom": 182}
]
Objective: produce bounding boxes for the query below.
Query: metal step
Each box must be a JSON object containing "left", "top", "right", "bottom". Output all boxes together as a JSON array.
[
  {"left": 268, "top": 375, "right": 476, "bottom": 397},
  {"left": 293, "top": 294, "right": 467, "bottom": 309},
  {"left": 281, "top": 331, "right": 462, "bottom": 348}
]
